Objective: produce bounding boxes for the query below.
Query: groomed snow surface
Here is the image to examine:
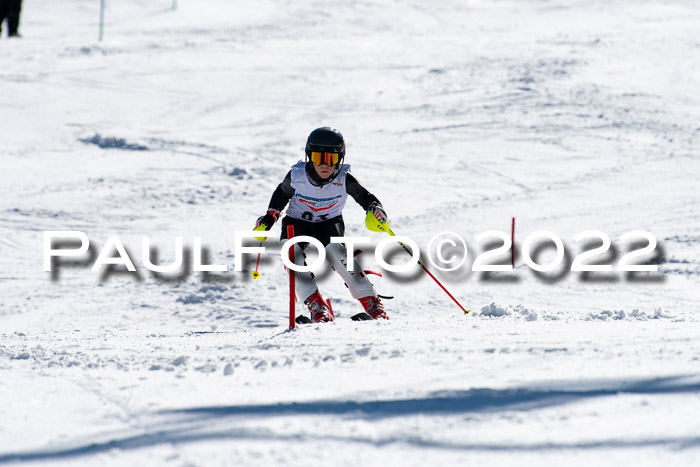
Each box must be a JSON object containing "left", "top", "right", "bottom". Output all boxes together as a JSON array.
[{"left": 1, "top": 0, "right": 700, "bottom": 465}]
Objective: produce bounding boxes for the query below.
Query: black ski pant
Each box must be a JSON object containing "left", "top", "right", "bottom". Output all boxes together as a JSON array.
[
  {"left": 0, "top": 0, "right": 22, "bottom": 36},
  {"left": 280, "top": 215, "right": 345, "bottom": 248}
]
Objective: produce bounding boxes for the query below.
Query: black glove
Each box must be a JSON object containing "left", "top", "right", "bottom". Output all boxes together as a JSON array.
[
  {"left": 368, "top": 201, "right": 388, "bottom": 224},
  {"left": 255, "top": 209, "right": 281, "bottom": 231}
]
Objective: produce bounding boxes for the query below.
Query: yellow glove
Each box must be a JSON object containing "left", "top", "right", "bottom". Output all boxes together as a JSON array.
[
  {"left": 254, "top": 209, "right": 281, "bottom": 242},
  {"left": 365, "top": 203, "right": 392, "bottom": 234}
]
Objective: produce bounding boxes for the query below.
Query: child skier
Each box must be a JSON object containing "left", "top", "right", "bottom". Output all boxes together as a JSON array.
[{"left": 254, "top": 127, "right": 389, "bottom": 323}]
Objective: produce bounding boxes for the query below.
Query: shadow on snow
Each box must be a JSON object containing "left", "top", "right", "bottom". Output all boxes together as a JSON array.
[{"left": 2, "top": 375, "right": 699, "bottom": 462}]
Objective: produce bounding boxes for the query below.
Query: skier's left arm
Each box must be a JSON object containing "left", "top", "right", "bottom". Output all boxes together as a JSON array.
[{"left": 346, "top": 174, "right": 388, "bottom": 223}]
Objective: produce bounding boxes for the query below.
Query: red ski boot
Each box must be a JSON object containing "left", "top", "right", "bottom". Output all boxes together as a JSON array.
[
  {"left": 359, "top": 296, "right": 389, "bottom": 320},
  {"left": 305, "top": 291, "right": 334, "bottom": 323}
]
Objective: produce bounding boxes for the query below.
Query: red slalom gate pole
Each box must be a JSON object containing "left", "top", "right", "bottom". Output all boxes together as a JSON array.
[
  {"left": 287, "top": 225, "right": 295, "bottom": 330},
  {"left": 511, "top": 217, "right": 516, "bottom": 268}
]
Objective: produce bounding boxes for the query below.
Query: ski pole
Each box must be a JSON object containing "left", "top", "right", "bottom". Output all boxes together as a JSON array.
[
  {"left": 251, "top": 223, "right": 270, "bottom": 279},
  {"left": 389, "top": 228, "right": 470, "bottom": 315},
  {"left": 365, "top": 211, "right": 470, "bottom": 314},
  {"left": 252, "top": 243, "right": 262, "bottom": 279}
]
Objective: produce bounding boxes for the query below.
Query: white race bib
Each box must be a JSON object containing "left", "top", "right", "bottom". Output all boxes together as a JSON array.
[{"left": 285, "top": 161, "right": 350, "bottom": 223}]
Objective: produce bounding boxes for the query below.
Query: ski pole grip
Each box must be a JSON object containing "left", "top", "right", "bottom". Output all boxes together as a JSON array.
[{"left": 287, "top": 224, "right": 295, "bottom": 329}]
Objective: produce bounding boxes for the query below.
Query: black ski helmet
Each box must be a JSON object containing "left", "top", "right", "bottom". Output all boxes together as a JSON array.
[{"left": 305, "top": 127, "right": 345, "bottom": 165}]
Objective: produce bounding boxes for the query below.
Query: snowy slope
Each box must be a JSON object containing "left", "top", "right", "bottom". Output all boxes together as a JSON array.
[{"left": 1, "top": 0, "right": 699, "bottom": 465}]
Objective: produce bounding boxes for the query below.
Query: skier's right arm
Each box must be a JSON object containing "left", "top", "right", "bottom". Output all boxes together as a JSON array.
[{"left": 254, "top": 171, "right": 294, "bottom": 232}]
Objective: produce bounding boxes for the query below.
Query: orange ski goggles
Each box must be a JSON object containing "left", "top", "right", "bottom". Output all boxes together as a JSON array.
[{"left": 310, "top": 151, "right": 340, "bottom": 166}]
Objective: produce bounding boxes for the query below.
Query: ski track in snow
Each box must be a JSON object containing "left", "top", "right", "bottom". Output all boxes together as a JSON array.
[{"left": 1, "top": 0, "right": 700, "bottom": 465}]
